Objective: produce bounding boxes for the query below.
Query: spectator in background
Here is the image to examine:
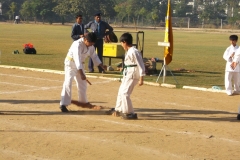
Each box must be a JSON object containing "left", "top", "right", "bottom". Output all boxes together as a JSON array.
[
  {"left": 15, "top": 15, "right": 20, "bottom": 24},
  {"left": 71, "top": 14, "right": 86, "bottom": 41},
  {"left": 223, "top": 35, "right": 240, "bottom": 96},
  {"left": 84, "top": 12, "right": 113, "bottom": 73}
]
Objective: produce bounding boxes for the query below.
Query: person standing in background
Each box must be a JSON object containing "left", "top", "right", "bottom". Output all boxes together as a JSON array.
[
  {"left": 71, "top": 14, "right": 86, "bottom": 41},
  {"left": 229, "top": 43, "right": 240, "bottom": 120},
  {"left": 84, "top": 12, "right": 113, "bottom": 73},
  {"left": 15, "top": 15, "right": 20, "bottom": 24},
  {"left": 223, "top": 35, "right": 240, "bottom": 96}
]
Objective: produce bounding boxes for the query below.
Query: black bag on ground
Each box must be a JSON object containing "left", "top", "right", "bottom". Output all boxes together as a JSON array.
[{"left": 23, "top": 47, "right": 36, "bottom": 54}]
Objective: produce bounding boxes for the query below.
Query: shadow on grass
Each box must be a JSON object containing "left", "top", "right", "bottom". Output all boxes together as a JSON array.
[
  {"left": 159, "top": 71, "right": 222, "bottom": 76},
  {"left": 33, "top": 54, "right": 54, "bottom": 55},
  {"left": 194, "top": 70, "right": 222, "bottom": 74}
]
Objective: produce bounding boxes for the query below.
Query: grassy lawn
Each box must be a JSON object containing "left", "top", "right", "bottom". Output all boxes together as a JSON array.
[{"left": 0, "top": 23, "right": 238, "bottom": 88}]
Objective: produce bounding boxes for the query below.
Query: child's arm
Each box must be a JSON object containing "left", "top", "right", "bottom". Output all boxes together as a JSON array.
[
  {"left": 223, "top": 47, "right": 234, "bottom": 62},
  {"left": 230, "top": 49, "right": 240, "bottom": 70},
  {"left": 134, "top": 51, "right": 146, "bottom": 77}
]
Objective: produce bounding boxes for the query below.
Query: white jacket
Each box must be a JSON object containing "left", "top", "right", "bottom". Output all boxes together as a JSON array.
[
  {"left": 223, "top": 45, "right": 239, "bottom": 72},
  {"left": 123, "top": 47, "right": 146, "bottom": 79},
  {"left": 65, "top": 38, "right": 101, "bottom": 70}
]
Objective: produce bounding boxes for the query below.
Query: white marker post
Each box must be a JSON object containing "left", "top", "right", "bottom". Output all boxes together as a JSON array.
[{"left": 157, "top": 42, "right": 170, "bottom": 83}]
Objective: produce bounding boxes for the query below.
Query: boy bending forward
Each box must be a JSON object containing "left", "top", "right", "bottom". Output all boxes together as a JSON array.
[{"left": 60, "top": 32, "right": 105, "bottom": 112}]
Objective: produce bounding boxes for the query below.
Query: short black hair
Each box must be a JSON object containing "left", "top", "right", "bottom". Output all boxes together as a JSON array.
[
  {"left": 119, "top": 32, "right": 133, "bottom": 45},
  {"left": 85, "top": 32, "right": 97, "bottom": 43},
  {"left": 76, "top": 14, "right": 82, "bottom": 19},
  {"left": 229, "top": 35, "right": 238, "bottom": 41}
]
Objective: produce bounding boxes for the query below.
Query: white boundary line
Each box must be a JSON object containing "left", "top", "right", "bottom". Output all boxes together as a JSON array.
[
  {"left": 0, "top": 73, "right": 63, "bottom": 82},
  {"left": 0, "top": 81, "right": 38, "bottom": 88},
  {"left": 0, "top": 65, "right": 226, "bottom": 93},
  {"left": 0, "top": 85, "right": 62, "bottom": 94}
]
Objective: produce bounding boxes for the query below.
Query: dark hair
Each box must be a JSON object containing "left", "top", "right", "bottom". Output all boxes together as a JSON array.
[
  {"left": 119, "top": 32, "right": 133, "bottom": 45},
  {"left": 229, "top": 35, "right": 238, "bottom": 41},
  {"left": 76, "top": 14, "right": 82, "bottom": 19},
  {"left": 85, "top": 32, "right": 97, "bottom": 43}
]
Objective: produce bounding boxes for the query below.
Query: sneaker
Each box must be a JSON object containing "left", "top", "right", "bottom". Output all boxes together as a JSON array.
[
  {"left": 105, "top": 108, "right": 121, "bottom": 116},
  {"left": 105, "top": 108, "right": 116, "bottom": 115},
  {"left": 121, "top": 113, "right": 138, "bottom": 120},
  {"left": 60, "top": 105, "right": 69, "bottom": 112},
  {"left": 237, "top": 114, "right": 240, "bottom": 120},
  {"left": 112, "top": 111, "right": 121, "bottom": 117}
]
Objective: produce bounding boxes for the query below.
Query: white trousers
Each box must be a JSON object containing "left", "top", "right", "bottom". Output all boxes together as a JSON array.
[
  {"left": 60, "top": 62, "right": 88, "bottom": 106},
  {"left": 115, "top": 76, "right": 139, "bottom": 114},
  {"left": 225, "top": 72, "right": 240, "bottom": 95}
]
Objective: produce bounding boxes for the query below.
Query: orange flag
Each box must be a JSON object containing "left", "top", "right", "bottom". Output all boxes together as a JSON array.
[{"left": 164, "top": 0, "right": 173, "bottom": 65}]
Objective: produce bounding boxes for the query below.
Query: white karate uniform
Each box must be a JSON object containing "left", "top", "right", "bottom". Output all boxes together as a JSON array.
[
  {"left": 223, "top": 44, "right": 240, "bottom": 95},
  {"left": 233, "top": 48, "right": 240, "bottom": 88},
  {"left": 115, "top": 47, "right": 145, "bottom": 114},
  {"left": 60, "top": 38, "right": 101, "bottom": 106}
]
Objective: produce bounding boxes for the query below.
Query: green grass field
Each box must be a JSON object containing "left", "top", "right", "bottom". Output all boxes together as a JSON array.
[{"left": 0, "top": 23, "right": 239, "bottom": 88}]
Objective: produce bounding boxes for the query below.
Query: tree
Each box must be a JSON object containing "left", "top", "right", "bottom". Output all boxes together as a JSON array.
[
  {"left": 35, "top": 0, "right": 56, "bottom": 24},
  {"left": 98, "top": 0, "right": 116, "bottom": 23},
  {"left": 173, "top": 0, "right": 188, "bottom": 17},
  {"left": 151, "top": 8, "right": 159, "bottom": 28},
  {"left": 6, "top": 1, "right": 16, "bottom": 20},
  {"left": 20, "top": 0, "right": 31, "bottom": 21},
  {"left": 114, "top": 2, "right": 127, "bottom": 26},
  {"left": 139, "top": 7, "right": 146, "bottom": 26},
  {"left": 52, "top": 0, "right": 71, "bottom": 24}
]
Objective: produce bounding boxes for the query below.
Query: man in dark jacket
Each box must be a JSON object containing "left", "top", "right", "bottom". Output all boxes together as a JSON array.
[
  {"left": 71, "top": 14, "right": 85, "bottom": 41},
  {"left": 85, "top": 12, "right": 113, "bottom": 73}
]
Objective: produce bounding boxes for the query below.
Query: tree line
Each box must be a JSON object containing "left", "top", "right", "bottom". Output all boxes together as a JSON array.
[{"left": 0, "top": 0, "right": 239, "bottom": 27}]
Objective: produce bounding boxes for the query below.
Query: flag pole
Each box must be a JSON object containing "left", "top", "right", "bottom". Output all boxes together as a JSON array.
[
  {"left": 163, "top": 58, "right": 166, "bottom": 83},
  {"left": 156, "top": 0, "right": 178, "bottom": 85}
]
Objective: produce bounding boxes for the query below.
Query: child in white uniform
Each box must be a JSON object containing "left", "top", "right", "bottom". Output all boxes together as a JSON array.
[
  {"left": 229, "top": 44, "right": 240, "bottom": 120},
  {"left": 223, "top": 35, "right": 240, "bottom": 96},
  {"left": 106, "top": 33, "right": 145, "bottom": 119},
  {"left": 60, "top": 32, "right": 105, "bottom": 112}
]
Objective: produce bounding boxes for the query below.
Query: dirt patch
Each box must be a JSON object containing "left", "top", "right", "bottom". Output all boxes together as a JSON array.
[{"left": 0, "top": 67, "right": 240, "bottom": 160}]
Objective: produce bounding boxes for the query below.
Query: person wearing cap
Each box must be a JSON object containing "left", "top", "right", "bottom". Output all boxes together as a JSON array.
[
  {"left": 71, "top": 14, "right": 86, "bottom": 41},
  {"left": 84, "top": 12, "right": 113, "bottom": 73},
  {"left": 59, "top": 32, "right": 105, "bottom": 112}
]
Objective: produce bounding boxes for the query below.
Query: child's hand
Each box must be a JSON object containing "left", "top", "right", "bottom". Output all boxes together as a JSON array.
[
  {"left": 230, "top": 62, "right": 238, "bottom": 70},
  {"left": 79, "top": 69, "right": 86, "bottom": 80},
  {"left": 138, "top": 77, "right": 144, "bottom": 86},
  {"left": 80, "top": 74, "right": 86, "bottom": 80}
]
